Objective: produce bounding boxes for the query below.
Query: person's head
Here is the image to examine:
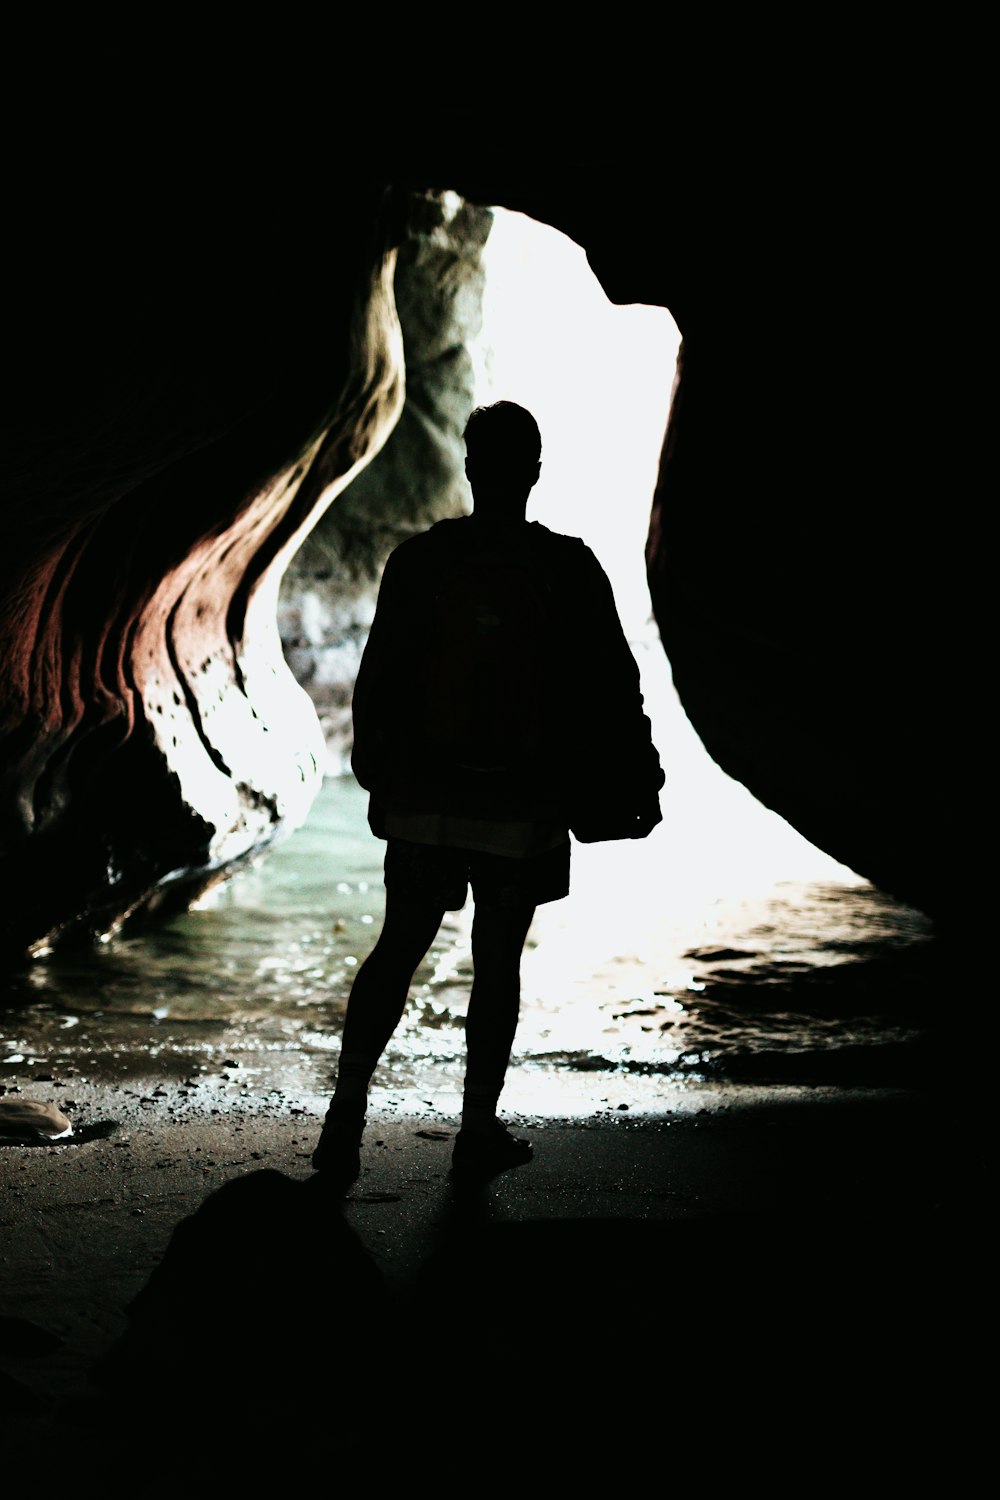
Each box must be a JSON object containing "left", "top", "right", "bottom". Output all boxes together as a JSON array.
[{"left": 463, "top": 401, "right": 542, "bottom": 515}]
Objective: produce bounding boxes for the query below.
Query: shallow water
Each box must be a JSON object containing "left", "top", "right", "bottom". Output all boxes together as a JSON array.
[{"left": 1, "top": 762, "right": 936, "bottom": 1122}]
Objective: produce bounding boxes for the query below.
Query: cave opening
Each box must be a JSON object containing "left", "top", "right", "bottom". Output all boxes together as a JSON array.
[
  {"left": 2, "top": 193, "right": 932, "bottom": 1125},
  {"left": 473, "top": 209, "right": 862, "bottom": 876}
]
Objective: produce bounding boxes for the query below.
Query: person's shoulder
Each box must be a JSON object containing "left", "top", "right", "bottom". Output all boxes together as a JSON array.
[
  {"left": 529, "top": 521, "right": 590, "bottom": 552},
  {"left": 386, "top": 518, "right": 469, "bottom": 567},
  {"left": 529, "top": 523, "right": 603, "bottom": 570}
]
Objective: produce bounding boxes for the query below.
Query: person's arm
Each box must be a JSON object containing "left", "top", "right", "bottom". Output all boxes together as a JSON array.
[{"left": 350, "top": 545, "right": 410, "bottom": 794}]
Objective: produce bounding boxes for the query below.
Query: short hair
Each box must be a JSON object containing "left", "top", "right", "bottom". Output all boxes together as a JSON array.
[{"left": 463, "top": 401, "right": 542, "bottom": 483}]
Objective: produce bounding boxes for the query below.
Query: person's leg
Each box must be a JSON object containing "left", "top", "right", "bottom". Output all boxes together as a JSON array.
[
  {"left": 313, "top": 890, "right": 445, "bottom": 1178},
  {"left": 462, "top": 900, "right": 535, "bottom": 1128},
  {"left": 336, "top": 891, "right": 447, "bottom": 1097},
  {"left": 458, "top": 899, "right": 535, "bottom": 1151}
]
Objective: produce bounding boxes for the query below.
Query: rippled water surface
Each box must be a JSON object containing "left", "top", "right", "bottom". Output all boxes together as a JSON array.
[{"left": 2, "top": 768, "right": 937, "bottom": 1119}]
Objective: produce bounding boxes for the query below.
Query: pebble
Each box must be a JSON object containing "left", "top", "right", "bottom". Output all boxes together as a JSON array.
[{"left": 0, "top": 1098, "right": 73, "bottom": 1140}]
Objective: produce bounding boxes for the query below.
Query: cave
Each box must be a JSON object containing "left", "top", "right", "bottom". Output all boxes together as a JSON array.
[
  {"left": 1, "top": 126, "right": 959, "bottom": 963},
  {"left": 0, "top": 102, "right": 971, "bottom": 1467}
]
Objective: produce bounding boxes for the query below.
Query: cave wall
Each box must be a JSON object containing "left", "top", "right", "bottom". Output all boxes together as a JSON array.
[{"left": 1, "top": 181, "right": 406, "bottom": 957}]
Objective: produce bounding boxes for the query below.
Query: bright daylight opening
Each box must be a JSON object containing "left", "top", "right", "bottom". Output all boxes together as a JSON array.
[
  {"left": 455, "top": 209, "right": 865, "bottom": 1108},
  {"left": 473, "top": 208, "right": 860, "bottom": 891}
]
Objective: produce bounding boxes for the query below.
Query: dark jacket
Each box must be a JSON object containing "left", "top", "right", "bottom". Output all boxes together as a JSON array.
[{"left": 351, "top": 516, "right": 664, "bottom": 840}]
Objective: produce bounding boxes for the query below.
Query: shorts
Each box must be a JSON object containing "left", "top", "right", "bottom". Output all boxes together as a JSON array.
[{"left": 384, "top": 837, "right": 571, "bottom": 912}]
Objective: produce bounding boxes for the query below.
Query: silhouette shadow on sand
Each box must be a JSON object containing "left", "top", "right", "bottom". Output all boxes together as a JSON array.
[{"left": 89, "top": 1169, "right": 387, "bottom": 1438}]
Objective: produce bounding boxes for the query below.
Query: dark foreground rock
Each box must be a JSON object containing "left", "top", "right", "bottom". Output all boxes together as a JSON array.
[{"left": 0, "top": 1090, "right": 971, "bottom": 1477}]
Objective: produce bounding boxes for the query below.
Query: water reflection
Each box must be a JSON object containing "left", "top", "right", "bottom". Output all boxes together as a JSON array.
[{"left": 2, "top": 774, "right": 935, "bottom": 1112}]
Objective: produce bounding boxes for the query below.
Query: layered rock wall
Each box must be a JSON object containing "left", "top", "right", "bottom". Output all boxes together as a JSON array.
[{"left": 1, "top": 184, "right": 405, "bottom": 957}]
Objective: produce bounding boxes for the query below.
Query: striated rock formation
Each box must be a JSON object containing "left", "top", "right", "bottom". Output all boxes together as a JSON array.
[{"left": 2, "top": 177, "right": 406, "bottom": 957}]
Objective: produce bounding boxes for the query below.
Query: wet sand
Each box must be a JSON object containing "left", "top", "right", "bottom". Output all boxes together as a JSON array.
[{"left": 0, "top": 1080, "right": 970, "bottom": 1478}]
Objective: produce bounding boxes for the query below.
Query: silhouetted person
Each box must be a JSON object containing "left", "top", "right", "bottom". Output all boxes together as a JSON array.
[{"left": 312, "top": 402, "right": 663, "bottom": 1187}]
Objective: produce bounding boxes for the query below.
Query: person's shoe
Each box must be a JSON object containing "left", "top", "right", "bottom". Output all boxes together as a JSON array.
[
  {"left": 311, "top": 1107, "right": 366, "bottom": 1189},
  {"left": 452, "top": 1118, "right": 533, "bottom": 1178}
]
